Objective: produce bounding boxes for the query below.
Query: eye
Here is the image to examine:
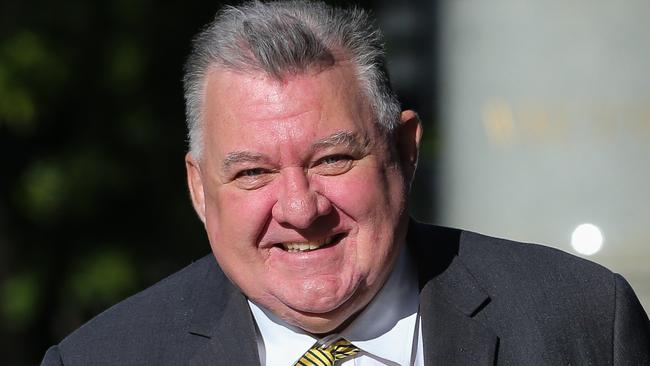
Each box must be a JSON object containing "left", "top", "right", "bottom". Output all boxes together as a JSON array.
[
  {"left": 321, "top": 155, "right": 350, "bottom": 165},
  {"left": 232, "top": 167, "right": 275, "bottom": 190},
  {"left": 313, "top": 154, "right": 354, "bottom": 175},
  {"left": 238, "top": 168, "right": 266, "bottom": 177}
]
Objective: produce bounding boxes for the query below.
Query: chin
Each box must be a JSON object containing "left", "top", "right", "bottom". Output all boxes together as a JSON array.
[
  {"left": 284, "top": 296, "right": 366, "bottom": 335},
  {"left": 289, "top": 312, "right": 347, "bottom": 335}
]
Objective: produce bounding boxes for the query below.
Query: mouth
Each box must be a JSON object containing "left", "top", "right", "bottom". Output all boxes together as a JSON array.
[{"left": 276, "top": 233, "right": 345, "bottom": 253}]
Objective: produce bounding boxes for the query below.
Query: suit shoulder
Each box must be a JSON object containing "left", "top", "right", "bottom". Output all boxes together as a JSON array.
[
  {"left": 458, "top": 229, "right": 614, "bottom": 282},
  {"left": 449, "top": 229, "right": 649, "bottom": 362},
  {"left": 56, "top": 255, "right": 219, "bottom": 364},
  {"left": 410, "top": 222, "right": 615, "bottom": 286},
  {"left": 456, "top": 230, "right": 619, "bottom": 319}
]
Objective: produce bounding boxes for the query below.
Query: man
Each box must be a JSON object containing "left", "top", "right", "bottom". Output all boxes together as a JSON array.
[{"left": 42, "top": 1, "right": 649, "bottom": 365}]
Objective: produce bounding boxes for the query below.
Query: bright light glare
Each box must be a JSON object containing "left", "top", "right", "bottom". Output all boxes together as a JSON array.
[{"left": 571, "top": 223, "right": 603, "bottom": 255}]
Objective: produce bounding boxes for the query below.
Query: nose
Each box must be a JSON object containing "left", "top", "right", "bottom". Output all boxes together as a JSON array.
[{"left": 272, "top": 167, "right": 332, "bottom": 229}]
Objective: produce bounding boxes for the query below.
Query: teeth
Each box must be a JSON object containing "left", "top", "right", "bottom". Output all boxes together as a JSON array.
[{"left": 281, "top": 236, "right": 335, "bottom": 252}]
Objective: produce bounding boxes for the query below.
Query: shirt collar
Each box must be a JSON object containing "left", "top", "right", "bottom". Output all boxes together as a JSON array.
[
  {"left": 248, "top": 245, "right": 419, "bottom": 365},
  {"left": 340, "top": 245, "right": 419, "bottom": 364},
  {"left": 248, "top": 302, "right": 316, "bottom": 365}
]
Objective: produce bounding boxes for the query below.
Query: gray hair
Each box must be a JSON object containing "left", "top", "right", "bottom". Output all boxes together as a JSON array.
[{"left": 183, "top": 0, "right": 401, "bottom": 158}]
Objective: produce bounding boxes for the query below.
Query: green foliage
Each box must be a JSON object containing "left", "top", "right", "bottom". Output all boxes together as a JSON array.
[
  {"left": 0, "top": 80, "right": 36, "bottom": 133},
  {"left": 15, "top": 151, "right": 124, "bottom": 221},
  {"left": 1, "top": 273, "right": 40, "bottom": 330},
  {"left": 108, "top": 38, "right": 145, "bottom": 90},
  {"left": 0, "top": 1, "right": 215, "bottom": 362},
  {"left": 18, "top": 160, "right": 66, "bottom": 221},
  {"left": 0, "top": 31, "right": 67, "bottom": 135},
  {"left": 67, "top": 249, "right": 136, "bottom": 307}
]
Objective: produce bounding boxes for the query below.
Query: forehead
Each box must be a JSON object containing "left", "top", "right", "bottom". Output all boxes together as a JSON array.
[{"left": 201, "top": 65, "right": 374, "bottom": 144}]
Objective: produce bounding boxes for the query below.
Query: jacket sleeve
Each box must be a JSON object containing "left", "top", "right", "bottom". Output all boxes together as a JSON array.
[
  {"left": 40, "top": 345, "right": 63, "bottom": 366},
  {"left": 613, "top": 274, "right": 650, "bottom": 365}
]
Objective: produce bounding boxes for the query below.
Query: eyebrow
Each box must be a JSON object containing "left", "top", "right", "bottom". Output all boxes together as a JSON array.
[
  {"left": 312, "top": 131, "right": 370, "bottom": 153},
  {"left": 221, "top": 131, "right": 370, "bottom": 173},
  {"left": 221, "top": 151, "right": 268, "bottom": 173}
]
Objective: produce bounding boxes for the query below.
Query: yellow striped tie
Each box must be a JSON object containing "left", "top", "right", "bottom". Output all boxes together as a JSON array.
[{"left": 294, "top": 338, "right": 360, "bottom": 366}]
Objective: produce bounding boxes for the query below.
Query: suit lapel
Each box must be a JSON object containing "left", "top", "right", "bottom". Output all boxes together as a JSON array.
[
  {"left": 187, "top": 257, "right": 261, "bottom": 366},
  {"left": 409, "top": 222, "right": 498, "bottom": 366}
]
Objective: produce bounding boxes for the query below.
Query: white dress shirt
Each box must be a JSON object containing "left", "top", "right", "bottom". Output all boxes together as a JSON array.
[{"left": 248, "top": 245, "right": 424, "bottom": 365}]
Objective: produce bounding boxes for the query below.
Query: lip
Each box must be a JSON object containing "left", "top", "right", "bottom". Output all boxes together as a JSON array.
[
  {"left": 259, "top": 230, "right": 348, "bottom": 250},
  {"left": 266, "top": 232, "right": 349, "bottom": 261},
  {"left": 275, "top": 232, "right": 345, "bottom": 252}
]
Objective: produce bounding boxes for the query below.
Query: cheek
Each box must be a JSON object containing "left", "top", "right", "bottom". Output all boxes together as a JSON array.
[
  {"left": 317, "top": 166, "right": 405, "bottom": 271},
  {"left": 316, "top": 166, "right": 400, "bottom": 217},
  {"left": 205, "top": 186, "right": 277, "bottom": 246}
]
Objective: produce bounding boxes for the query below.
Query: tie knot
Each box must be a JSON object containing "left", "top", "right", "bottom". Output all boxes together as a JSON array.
[
  {"left": 294, "top": 338, "right": 360, "bottom": 366},
  {"left": 325, "top": 339, "right": 360, "bottom": 360}
]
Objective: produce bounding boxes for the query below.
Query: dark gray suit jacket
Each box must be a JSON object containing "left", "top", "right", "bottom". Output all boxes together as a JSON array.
[{"left": 41, "top": 223, "right": 650, "bottom": 365}]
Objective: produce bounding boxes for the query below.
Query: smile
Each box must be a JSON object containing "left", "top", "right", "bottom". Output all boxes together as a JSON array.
[{"left": 279, "top": 234, "right": 344, "bottom": 253}]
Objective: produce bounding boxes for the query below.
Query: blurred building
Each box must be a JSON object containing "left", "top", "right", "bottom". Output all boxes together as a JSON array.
[{"left": 436, "top": 0, "right": 650, "bottom": 311}]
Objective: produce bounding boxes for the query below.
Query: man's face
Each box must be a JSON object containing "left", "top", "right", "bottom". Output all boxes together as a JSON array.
[{"left": 186, "top": 64, "right": 420, "bottom": 333}]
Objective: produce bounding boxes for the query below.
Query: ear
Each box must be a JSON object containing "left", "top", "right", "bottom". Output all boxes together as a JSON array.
[
  {"left": 185, "top": 153, "right": 206, "bottom": 224},
  {"left": 396, "top": 110, "right": 423, "bottom": 183}
]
